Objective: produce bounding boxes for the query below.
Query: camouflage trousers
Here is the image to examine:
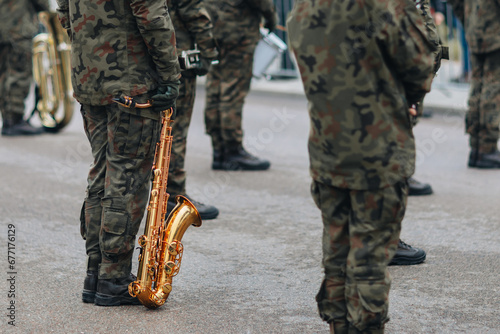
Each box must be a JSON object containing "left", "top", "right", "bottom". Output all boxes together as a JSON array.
[
  {"left": 167, "top": 74, "right": 197, "bottom": 196},
  {"left": 80, "top": 103, "right": 160, "bottom": 279},
  {"left": 467, "top": 49, "right": 500, "bottom": 153},
  {"left": 0, "top": 41, "right": 33, "bottom": 123},
  {"left": 204, "top": 40, "right": 257, "bottom": 151},
  {"left": 311, "top": 180, "right": 407, "bottom": 334}
]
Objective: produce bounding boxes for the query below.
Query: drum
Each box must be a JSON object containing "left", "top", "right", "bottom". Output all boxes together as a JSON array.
[{"left": 252, "top": 28, "right": 288, "bottom": 78}]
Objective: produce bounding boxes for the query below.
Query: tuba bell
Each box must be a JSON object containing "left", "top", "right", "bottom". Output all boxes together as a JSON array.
[
  {"left": 113, "top": 97, "right": 202, "bottom": 309},
  {"left": 31, "top": 11, "right": 74, "bottom": 132}
]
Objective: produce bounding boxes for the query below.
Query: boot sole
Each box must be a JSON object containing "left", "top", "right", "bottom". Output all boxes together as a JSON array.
[
  {"left": 94, "top": 293, "right": 142, "bottom": 306},
  {"left": 389, "top": 253, "right": 426, "bottom": 266},
  {"left": 212, "top": 161, "right": 270, "bottom": 171},
  {"left": 82, "top": 290, "right": 96, "bottom": 303}
]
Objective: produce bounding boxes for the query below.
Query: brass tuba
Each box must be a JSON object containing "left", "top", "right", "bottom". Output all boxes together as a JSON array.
[
  {"left": 32, "top": 11, "right": 74, "bottom": 132},
  {"left": 113, "top": 97, "right": 202, "bottom": 309}
]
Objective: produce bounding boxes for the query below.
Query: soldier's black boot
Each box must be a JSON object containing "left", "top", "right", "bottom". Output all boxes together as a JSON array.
[
  {"left": 211, "top": 149, "right": 224, "bottom": 170},
  {"left": 166, "top": 194, "right": 219, "bottom": 220},
  {"left": 408, "top": 177, "right": 433, "bottom": 196},
  {"left": 94, "top": 274, "right": 141, "bottom": 306},
  {"left": 1, "top": 118, "right": 44, "bottom": 136},
  {"left": 82, "top": 270, "right": 98, "bottom": 303},
  {"left": 215, "top": 143, "right": 271, "bottom": 171},
  {"left": 389, "top": 239, "right": 426, "bottom": 266},
  {"left": 468, "top": 150, "right": 500, "bottom": 168}
]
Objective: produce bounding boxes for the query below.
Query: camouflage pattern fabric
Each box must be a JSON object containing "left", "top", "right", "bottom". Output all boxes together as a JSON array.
[
  {"left": 80, "top": 103, "right": 160, "bottom": 278},
  {"left": 311, "top": 180, "right": 407, "bottom": 333},
  {"left": 167, "top": 0, "right": 218, "bottom": 58},
  {"left": 287, "top": 0, "right": 436, "bottom": 190},
  {"left": 0, "top": 42, "right": 33, "bottom": 121},
  {"left": 466, "top": 50, "right": 500, "bottom": 153},
  {"left": 56, "top": 0, "right": 181, "bottom": 107},
  {"left": 447, "top": 0, "right": 500, "bottom": 153},
  {"left": 447, "top": 0, "right": 500, "bottom": 54},
  {"left": 204, "top": 0, "right": 276, "bottom": 149},
  {"left": 55, "top": 0, "right": 180, "bottom": 278},
  {"left": 204, "top": 41, "right": 256, "bottom": 148},
  {"left": 287, "top": 0, "right": 436, "bottom": 331},
  {"left": 0, "top": 0, "right": 49, "bottom": 43},
  {"left": 166, "top": 0, "right": 217, "bottom": 196},
  {"left": 168, "top": 75, "right": 197, "bottom": 196},
  {"left": 0, "top": 0, "right": 49, "bottom": 123}
]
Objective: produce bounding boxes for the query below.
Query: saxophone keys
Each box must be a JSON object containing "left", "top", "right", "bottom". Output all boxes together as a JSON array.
[
  {"left": 161, "top": 283, "right": 172, "bottom": 294},
  {"left": 138, "top": 235, "right": 147, "bottom": 247},
  {"left": 164, "top": 261, "right": 176, "bottom": 275},
  {"left": 167, "top": 241, "right": 179, "bottom": 255},
  {"left": 128, "top": 282, "right": 141, "bottom": 297}
]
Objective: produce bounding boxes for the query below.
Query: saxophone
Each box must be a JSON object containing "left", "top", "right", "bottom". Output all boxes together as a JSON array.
[
  {"left": 32, "top": 12, "right": 74, "bottom": 132},
  {"left": 113, "top": 97, "right": 202, "bottom": 309}
]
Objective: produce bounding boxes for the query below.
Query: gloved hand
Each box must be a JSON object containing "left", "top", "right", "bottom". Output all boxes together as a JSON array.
[
  {"left": 263, "top": 10, "right": 279, "bottom": 32},
  {"left": 151, "top": 80, "right": 180, "bottom": 117},
  {"left": 193, "top": 57, "right": 215, "bottom": 76}
]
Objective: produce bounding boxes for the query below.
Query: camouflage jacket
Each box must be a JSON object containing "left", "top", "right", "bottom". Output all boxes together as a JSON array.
[
  {"left": 0, "top": 0, "right": 50, "bottom": 43},
  {"left": 205, "top": 0, "right": 276, "bottom": 45},
  {"left": 287, "top": 0, "right": 436, "bottom": 190},
  {"left": 56, "top": 0, "right": 181, "bottom": 106},
  {"left": 447, "top": 0, "right": 500, "bottom": 54},
  {"left": 167, "top": 0, "right": 217, "bottom": 58}
]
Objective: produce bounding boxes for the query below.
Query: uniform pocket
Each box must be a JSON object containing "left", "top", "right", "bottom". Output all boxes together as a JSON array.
[{"left": 101, "top": 208, "right": 130, "bottom": 256}]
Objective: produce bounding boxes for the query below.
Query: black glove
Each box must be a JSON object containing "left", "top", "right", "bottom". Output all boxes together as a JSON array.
[
  {"left": 193, "top": 57, "right": 214, "bottom": 77},
  {"left": 151, "top": 80, "right": 180, "bottom": 117},
  {"left": 263, "top": 10, "right": 279, "bottom": 32}
]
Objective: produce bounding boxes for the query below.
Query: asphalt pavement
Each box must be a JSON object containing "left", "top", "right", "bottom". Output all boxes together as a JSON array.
[{"left": 1, "top": 60, "right": 499, "bottom": 334}]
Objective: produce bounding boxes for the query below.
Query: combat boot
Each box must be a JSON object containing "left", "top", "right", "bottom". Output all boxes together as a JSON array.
[
  {"left": 389, "top": 239, "right": 426, "bottom": 266},
  {"left": 408, "top": 177, "right": 433, "bottom": 196},
  {"left": 94, "top": 274, "right": 141, "bottom": 306},
  {"left": 214, "top": 143, "right": 271, "bottom": 171},
  {"left": 2, "top": 119, "right": 44, "bottom": 136},
  {"left": 468, "top": 150, "right": 500, "bottom": 168},
  {"left": 166, "top": 194, "right": 219, "bottom": 220},
  {"left": 82, "top": 270, "right": 98, "bottom": 303}
]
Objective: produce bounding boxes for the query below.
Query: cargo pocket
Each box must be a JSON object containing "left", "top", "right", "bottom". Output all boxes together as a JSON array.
[{"left": 101, "top": 208, "right": 131, "bottom": 257}]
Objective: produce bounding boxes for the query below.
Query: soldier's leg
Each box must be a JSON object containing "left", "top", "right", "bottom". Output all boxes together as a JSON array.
[
  {"left": 3, "top": 40, "right": 32, "bottom": 120},
  {"left": 217, "top": 41, "right": 256, "bottom": 146},
  {"left": 80, "top": 104, "right": 108, "bottom": 272},
  {"left": 168, "top": 75, "right": 197, "bottom": 196},
  {"left": 205, "top": 50, "right": 224, "bottom": 159},
  {"left": 345, "top": 181, "right": 406, "bottom": 333},
  {"left": 99, "top": 104, "right": 160, "bottom": 279},
  {"left": 311, "top": 181, "right": 350, "bottom": 334},
  {"left": 478, "top": 49, "right": 500, "bottom": 153},
  {"left": 466, "top": 53, "right": 484, "bottom": 154}
]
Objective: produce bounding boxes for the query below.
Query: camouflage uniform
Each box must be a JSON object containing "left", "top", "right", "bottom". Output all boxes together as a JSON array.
[
  {"left": 203, "top": 0, "right": 276, "bottom": 152},
  {"left": 287, "top": 1, "right": 436, "bottom": 332},
  {"left": 166, "top": 0, "right": 218, "bottom": 197},
  {"left": 56, "top": 0, "right": 181, "bottom": 279},
  {"left": 0, "top": 0, "right": 49, "bottom": 124},
  {"left": 447, "top": 0, "right": 500, "bottom": 154}
]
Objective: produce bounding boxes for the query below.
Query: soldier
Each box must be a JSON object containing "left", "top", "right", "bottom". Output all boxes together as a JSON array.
[
  {"left": 447, "top": 0, "right": 500, "bottom": 168},
  {"left": 165, "top": 0, "right": 220, "bottom": 220},
  {"left": 0, "top": 0, "right": 49, "bottom": 136},
  {"left": 287, "top": 1, "right": 436, "bottom": 332},
  {"left": 203, "top": 0, "right": 278, "bottom": 170},
  {"left": 56, "top": 0, "right": 181, "bottom": 305}
]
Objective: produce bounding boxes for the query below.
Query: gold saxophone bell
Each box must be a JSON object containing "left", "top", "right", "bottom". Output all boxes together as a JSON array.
[
  {"left": 32, "top": 12, "right": 74, "bottom": 132},
  {"left": 112, "top": 99, "right": 202, "bottom": 309}
]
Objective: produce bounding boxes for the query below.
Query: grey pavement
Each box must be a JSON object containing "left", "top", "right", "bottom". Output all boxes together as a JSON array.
[{"left": 1, "top": 60, "right": 499, "bottom": 333}]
